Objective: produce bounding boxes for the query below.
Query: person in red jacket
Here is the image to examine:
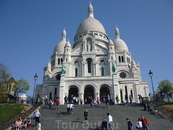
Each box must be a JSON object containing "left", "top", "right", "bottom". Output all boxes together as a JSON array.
[
  {"left": 55, "top": 99, "right": 60, "bottom": 110},
  {"left": 141, "top": 116, "right": 149, "bottom": 130}
]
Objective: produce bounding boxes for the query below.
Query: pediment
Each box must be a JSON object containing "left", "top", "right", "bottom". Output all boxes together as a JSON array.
[
  {"left": 71, "top": 45, "right": 82, "bottom": 55},
  {"left": 95, "top": 44, "right": 108, "bottom": 54}
]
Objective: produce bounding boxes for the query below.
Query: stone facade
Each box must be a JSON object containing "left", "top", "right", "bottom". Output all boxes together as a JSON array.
[{"left": 35, "top": 3, "right": 149, "bottom": 104}]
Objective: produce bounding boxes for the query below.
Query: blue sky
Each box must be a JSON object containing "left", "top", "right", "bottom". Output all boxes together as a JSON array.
[{"left": 0, "top": 0, "right": 173, "bottom": 97}]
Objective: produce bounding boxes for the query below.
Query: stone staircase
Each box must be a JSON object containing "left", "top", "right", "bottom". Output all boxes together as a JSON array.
[{"left": 26, "top": 104, "right": 173, "bottom": 130}]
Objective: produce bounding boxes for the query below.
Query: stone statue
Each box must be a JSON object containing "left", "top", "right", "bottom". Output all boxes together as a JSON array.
[
  {"left": 112, "top": 62, "right": 116, "bottom": 72},
  {"left": 87, "top": 40, "right": 92, "bottom": 51},
  {"left": 61, "top": 64, "right": 66, "bottom": 74}
]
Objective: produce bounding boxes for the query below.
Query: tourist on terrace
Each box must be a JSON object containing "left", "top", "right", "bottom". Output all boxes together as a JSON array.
[
  {"left": 34, "top": 110, "right": 41, "bottom": 124},
  {"left": 48, "top": 99, "right": 53, "bottom": 109},
  {"left": 84, "top": 109, "right": 89, "bottom": 124},
  {"left": 136, "top": 118, "right": 142, "bottom": 130},
  {"left": 55, "top": 99, "right": 60, "bottom": 110},
  {"left": 141, "top": 116, "right": 149, "bottom": 130},
  {"left": 107, "top": 113, "right": 113, "bottom": 130},
  {"left": 126, "top": 118, "right": 133, "bottom": 130}
]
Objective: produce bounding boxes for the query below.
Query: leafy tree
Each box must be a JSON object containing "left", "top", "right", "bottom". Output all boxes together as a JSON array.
[
  {"left": 158, "top": 80, "right": 173, "bottom": 102},
  {"left": 0, "top": 63, "right": 11, "bottom": 102},
  {"left": 14, "top": 78, "right": 30, "bottom": 96}
]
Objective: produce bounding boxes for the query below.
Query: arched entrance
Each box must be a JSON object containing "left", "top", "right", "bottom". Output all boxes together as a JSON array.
[
  {"left": 68, "top": 86, "right": 78, "bottom": 99},
  {"left": 100, "top": 85, "right": 110, "bottom": 100},
  {"left": 84, "top": 85, "right": 94, "bottom": 101}
]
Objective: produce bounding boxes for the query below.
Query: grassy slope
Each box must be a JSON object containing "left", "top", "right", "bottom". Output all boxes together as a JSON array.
[{"left": 0, "top": 104, "right": 29, "bottom": 125}]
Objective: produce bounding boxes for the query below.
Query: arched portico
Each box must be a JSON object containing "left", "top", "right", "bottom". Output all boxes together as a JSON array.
[
  {"left": 100, "top": 84, "right": 110, "bottom": 99},
  {"left": 68, "top": 85, "right": 79, "bottom": 100},
  {"left": 84, "top": 85, "right": 95, "bottom": 101}
]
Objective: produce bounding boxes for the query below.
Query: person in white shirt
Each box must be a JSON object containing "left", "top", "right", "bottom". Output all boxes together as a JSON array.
[
  {"left": 36, "top": 120, "right": 41, "bottom": 130},
  {"left": 136, "top": 118, "right": 142, "bottom": 130},
  {"left": 107, "top": 113, "right": 113, "bottom": 130},
  {"left": 70, "top": 104, "right": 74, "bottom": 114}
]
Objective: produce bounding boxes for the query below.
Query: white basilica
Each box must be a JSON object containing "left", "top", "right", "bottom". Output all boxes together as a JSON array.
[{"left": 35, "top": 3, "right": 149, "bottom": 104}]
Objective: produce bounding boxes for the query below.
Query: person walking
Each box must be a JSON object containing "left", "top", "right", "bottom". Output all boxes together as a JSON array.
[
  {"left": 129, "top": 95, "right": 133, "bottom": 105},
  {"left": 36, "top": 120, "right": 41, "bottom": 130},
  {"left": 64, "top": 96, "right": 68, "bottom": 104},
  {"left": 55, "top": 99, "right": 60, "bottom": 110},
  {"left": 70, "top": 104, "right": 74, "bottom": 114},
  {"left": 67, "top": 103, "right": 70, "bottom": 115},
  {"left": 136, "top": 118, "right": 142, "bottom": 130},
  {"left": 48, "top": 99, "right": 53, "bottom": 109},
  {"left": 115, "top": 95, "right": 119, "bottom": 104},
  {"left": 84, "top": 109, "right": 89, "bottom": 124},
  {"left": 107, "top": 113, "right": 113, "bottom": 130},
  {"left": 44, "top": 94, "right": 48, "bottom": 106},
  {"left": 105, "top": 98, "right": 109, "bottom": 108},
  {"left": 34, "top": 110, "right": 41, "bottom": 125},
  {"left": 141, "top": 116, "right": 149, "bottom": 130},
  {"left": 126, "top": 118, "right": 132, "bottom": 130}
]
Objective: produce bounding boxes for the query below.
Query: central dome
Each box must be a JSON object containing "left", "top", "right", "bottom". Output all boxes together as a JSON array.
[
  {"left": 76, "top": 17, "right": 106, "bottom": 35},
  {"left": 76, "top": 3, "right": 106, "bottom": 35}
]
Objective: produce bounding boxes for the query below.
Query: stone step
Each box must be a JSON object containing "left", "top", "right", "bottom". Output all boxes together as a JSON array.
[{"left": 25, "top": 104, "right": 173, "bottom": 130}]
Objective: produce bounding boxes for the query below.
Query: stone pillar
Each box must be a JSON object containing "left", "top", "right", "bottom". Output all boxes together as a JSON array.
[
  {"left": 59, "top": 74, "right": 65, "bottom": 104},
  {"left": 134, "top": 83, "right": 139, "bottom": 103},
  {"left": 95, "top": 92, "right": 99, "bottom": 100},
  {"left": 83, "top": 63, "right": 86, "bottom": 76},
  {"left": 94, "top": 64, "right": 96, "bottom": 76},
  {"left": 79, "top": 93, "right": 84, "bottom": 104},
  {"left": 112, "top": 73, "right": 120, "bottom": 104}
]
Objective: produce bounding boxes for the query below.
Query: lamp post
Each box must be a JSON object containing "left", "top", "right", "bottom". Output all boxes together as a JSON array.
[
  {"left": 33, "top": 73, "right": 38, "bottom": 103},
  {"left": 149, "top": 70, "right": 154, "bottom": 96}
]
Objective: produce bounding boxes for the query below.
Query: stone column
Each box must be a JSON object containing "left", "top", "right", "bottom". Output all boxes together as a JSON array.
[
  {"left": 59, "top": 74, "right": 65, "bottom": 104},
  {"left": 79, "top": 92, "right": 84, "bottom": 104},
  {"left": 112, "top": 73, "right": 120, "bottom": 104}
]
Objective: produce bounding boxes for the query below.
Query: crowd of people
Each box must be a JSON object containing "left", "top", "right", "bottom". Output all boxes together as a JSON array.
[
  {"left": 11, "top": 93, "right": 154, "bottom": 130},
  {"left": 11, "top": 109, "right": 41, "bottom": 130}
]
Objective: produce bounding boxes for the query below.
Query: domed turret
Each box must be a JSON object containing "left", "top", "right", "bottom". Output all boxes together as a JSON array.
[
  {"left": 65, "top": 40, "right": 71, "bottom": 47},
  {"left": 108, "top": 39, "right": 114, "bottom": 45},
  {"left": 114, "top": 27, "right": 128, "bottom": 51},
  {"left": 54, "top": 29, "right": 67, "bottom": 54}
]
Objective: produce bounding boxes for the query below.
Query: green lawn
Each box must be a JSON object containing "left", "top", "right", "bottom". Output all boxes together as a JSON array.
[{"left": 0, "top": 104, "right": 26, "bottom": 125}]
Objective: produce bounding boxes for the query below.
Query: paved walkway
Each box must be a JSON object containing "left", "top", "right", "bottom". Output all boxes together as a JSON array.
[{"left": 14, "top": 104, "right": 173, "bottom": 130}]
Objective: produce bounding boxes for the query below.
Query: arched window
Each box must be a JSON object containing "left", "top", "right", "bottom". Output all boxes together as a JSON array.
[
  {"left": 75, "top": 68, "right": 78, "bottom": 77},
  {"left": 87, "top": 58, "right": 92, "bottom": 73},
  {"left": 61, "top": 58, "right": 63, "bottom": 64},
  {"left": 121, "top": 56, "right": 124, "bottom": 62},
  {"left": 130, "top": 90, "right": 133, "bottom": 98},
  {"left": 119, "top": 56, "right": 121, "bottom": 62},
  {"left": 74, "top": 61, "right": 79, "bottom": 77},
  {"left": 54, "top": 88, "right": 57, "bottom": 96},
  {"left": 125, "top": 86, "right": 128, "bottom": 99},
  {"left": 100, "top": 60, "right": 105, "bottom": 76},
  {"left": 101, "top": 67, "right": 104, "bottom": 76},
  {"left": 127, "top": 57, "right": 130, "bottom": 63},
  {"left": 58, "top": 58, "right": 60, "bottom": 65},
  {"left": 49, "top": 92, "right": 52, "bottom": 100},
  {"left": 120, "top": 90, "right": 123, "bottom": 101}
]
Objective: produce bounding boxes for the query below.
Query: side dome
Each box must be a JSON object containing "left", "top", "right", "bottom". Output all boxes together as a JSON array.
[
  {"left": 54, "top": 29, "right": 66, "bottom": 54},
  {"left": 54, "top": 40, "right": 66, "bottom": 54},
  {"left": 114, "top": 38, "right": 128, "bottom": 51},
  {"left": 76, "top": 17, "right": 106, "bottom": 35},
  {"left": 114, "top": 27, "right": 128, "bottom": 51}
]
